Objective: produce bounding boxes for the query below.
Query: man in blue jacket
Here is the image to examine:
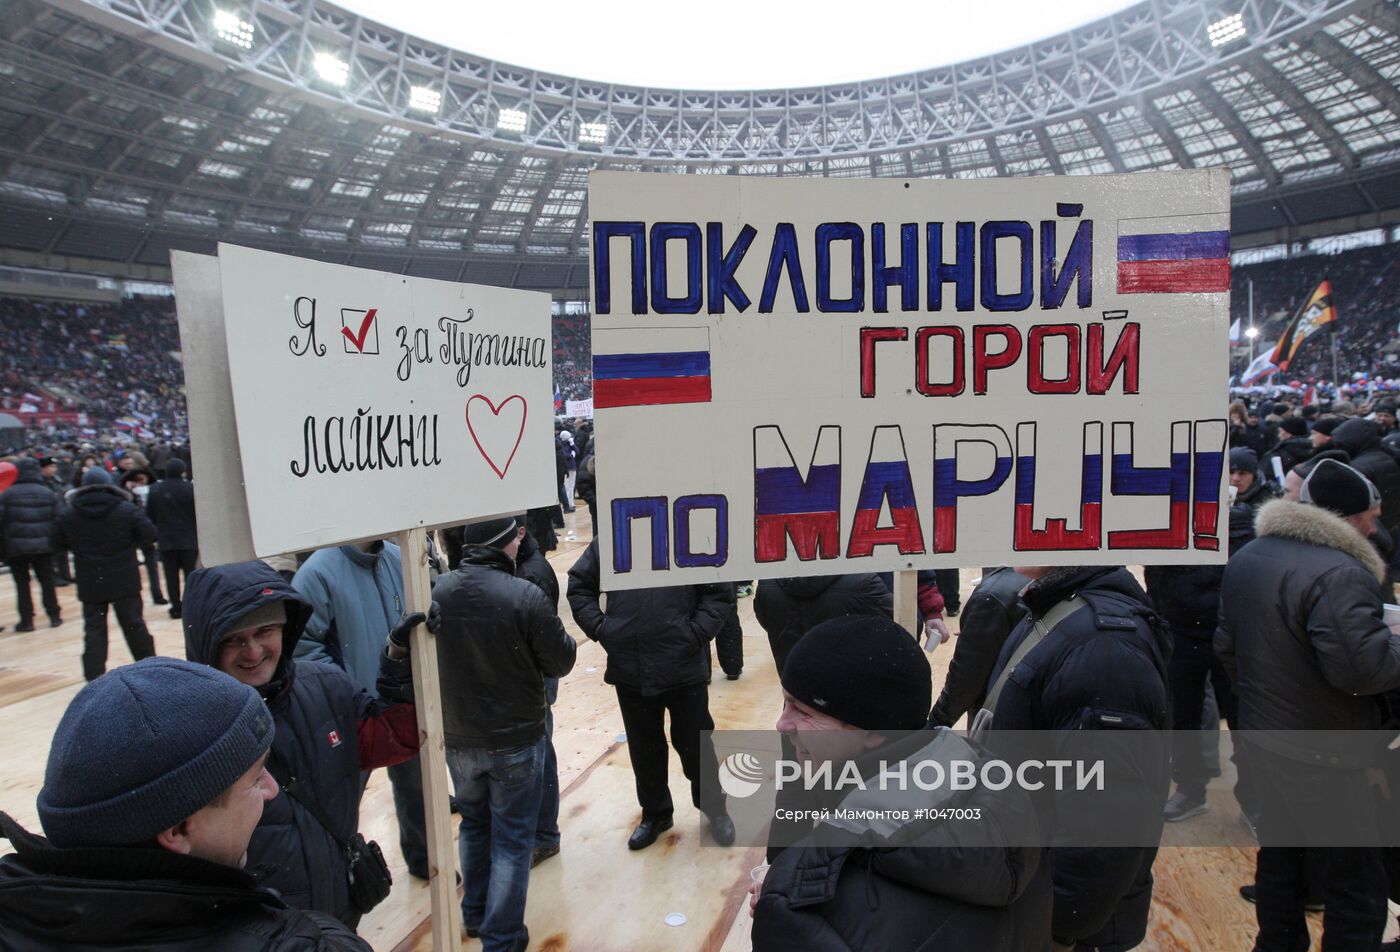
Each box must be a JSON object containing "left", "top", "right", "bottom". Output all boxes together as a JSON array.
[
  {"left": 186, "top": 560, "right": 424, "bottom": 926},
  {"left": 293, "top": 540, "right": 429, "bottom": 880}
]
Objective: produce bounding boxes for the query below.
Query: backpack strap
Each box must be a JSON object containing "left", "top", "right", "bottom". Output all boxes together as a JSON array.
[{"left": 981, "top": 595, "right": 1088, "bottom": 717}]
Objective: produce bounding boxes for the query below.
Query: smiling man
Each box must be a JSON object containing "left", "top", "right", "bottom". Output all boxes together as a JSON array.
[
  {"left": 751, "top": 616, "right": 1050, "bottom": 951},
  {"left": 0, "top": 657, "right": 371, "bottom": 950},
  {"left": 184, "top": 560, "right": 425, "bottom": 928}
]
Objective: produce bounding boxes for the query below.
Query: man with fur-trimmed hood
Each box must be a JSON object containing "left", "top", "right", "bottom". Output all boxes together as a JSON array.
[{"left": 1218, "top": 459, "right": 1400, "bottom": 950}]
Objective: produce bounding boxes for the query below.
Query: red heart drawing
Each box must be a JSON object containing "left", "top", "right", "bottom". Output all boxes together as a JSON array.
[{"left": 466, "top": 394, "right": 528, "bottom": 479}]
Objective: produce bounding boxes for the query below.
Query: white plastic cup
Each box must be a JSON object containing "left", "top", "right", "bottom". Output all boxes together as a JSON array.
[{"left": 750, "top": 863, "right": 771, "bottom": 888}]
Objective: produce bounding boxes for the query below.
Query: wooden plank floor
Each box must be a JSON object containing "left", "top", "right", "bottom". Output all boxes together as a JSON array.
[{"left": 0, "top": 513, "right": 1372, "bottom": 950}]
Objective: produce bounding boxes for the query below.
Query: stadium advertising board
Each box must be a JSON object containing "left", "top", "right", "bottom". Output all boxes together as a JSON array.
[
  {"left": 200, "top": 244, "right": 555, "bottom": 557},
  {"left": 589, "top": 170, "right": 1231, "bottom": 589}
]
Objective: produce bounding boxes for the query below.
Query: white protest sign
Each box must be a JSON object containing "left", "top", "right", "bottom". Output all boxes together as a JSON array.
[
  {"left": 588, "top": 170, "right": 1231, "bottom": 589},
  {"left": 216, "top": 244, "right": 556, "bottom": 556},
  {"left": 565, "top": 398, "right": 595, "bottom": 419}
]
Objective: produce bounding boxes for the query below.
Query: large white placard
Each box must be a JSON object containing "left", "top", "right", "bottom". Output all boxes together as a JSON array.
[
  {"left": 215, "top": 244, "right": 556, "bottom": 556},
  {"left": 589, "top": 170, "right": 1231, "bottom": 589}
]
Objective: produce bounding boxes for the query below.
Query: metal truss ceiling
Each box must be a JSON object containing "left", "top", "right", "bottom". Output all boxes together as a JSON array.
[{"left": 0, "top": 0, "right": 1396, "bottom": 293}]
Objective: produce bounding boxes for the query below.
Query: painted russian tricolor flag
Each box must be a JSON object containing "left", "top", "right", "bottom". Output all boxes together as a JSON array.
[
  {"left": 847, "top": 426, "right": 925, "bottom": 558},
  {"left": 593, "top": 327, "right": 711, "bottom": 410},
  {"left": 1117, "top": 215, "right": 1230, "bottom": 294},
  {"left": 754, "top": 425, "right": 841, "bottom": 563}
]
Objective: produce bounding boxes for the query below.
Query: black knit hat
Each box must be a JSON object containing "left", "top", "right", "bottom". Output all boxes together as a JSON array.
[
  {"left": 1301, "top": 459, "right": 1380, "bottom": 516},
  {"left": 38, "top": 657, "right": 274, "bottom": 848},
  {"left": 1312, "top": 416, "right": 1344, "bottom": 436},
  {"left": 1229, "top": 447, "right": 1259, "bottom": 476},
  {"left": 462, "top": 515, "right": 519, "bottom": 547},
  {"left": 781, "top": 616, "right": 931, "bottom": 731},
  {"left": 1279, "top": 417, "right": 1308, "bottom": 437}
]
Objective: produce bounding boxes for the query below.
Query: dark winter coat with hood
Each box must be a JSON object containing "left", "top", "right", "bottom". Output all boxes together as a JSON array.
[
  {"left": 51, "top": 481, "right": 155, "bottom": 603},
  {"left": 0, "top": 812, "right": 370, "bottom": 951},
  {"left": 753, "top": 573, "right": 893, "bottom": 675},
  {"left": 0, "top": 458, "right": 58, "bottom": 559},
  {"left": 752, "top": 730, "right": 1052, "bottom": 952},
  {"left": 433, "top": 545, "right": 577, "bottom": 749},
  {"left": 146, "top": 458, "right": 198, "bottom": 551},
  {"left": 1331, "top": 417, "right": 1400, "bottom": 532},
  {"left": 183, "top": 561, "right": 418, "bottom": 926},
  {"left": 988, "top": 566, "right": 1171, "bottom": 952},
  {"left": 567, "top": 539, "right": 729, "bottom": 695},
  {"left": 1217, "top": 499, "right": 1400, "bottom": 767},
  {"left": 929, "top": 567, "right": 1030, "bottom": 727}
]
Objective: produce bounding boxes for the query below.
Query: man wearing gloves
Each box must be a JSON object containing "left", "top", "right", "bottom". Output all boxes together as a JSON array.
[
  {"left": 293, "top": 539, "right": 429, "bottom": 881},
  {"left": 185, "top": 560, "right": 424, "bottom": 927},
  {"left": 0, "top": 657, "right": 371, "bottom": 950}
]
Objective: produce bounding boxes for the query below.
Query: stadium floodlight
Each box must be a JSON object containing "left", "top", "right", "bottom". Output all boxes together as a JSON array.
[
  {"left": 497, "top": 108, "right": 528, "bottom": 134},
  {"left": 212, "top": 9, "right": 254, "bottom": 50},
  {"left": 313, "top": 52, "right": 349, "bottom": 87},
  {"left": 1245, "top": 326, "right": 1259, "bottom": 339},
  {"left": 1208, "top": 12, "right": 1247, "bottom": 47},
  {"left": 579, "top": 121, "right": 608, "bottom": 145},
  {"left": 409, "top": 85, "right": 441, "bottom": 114}
]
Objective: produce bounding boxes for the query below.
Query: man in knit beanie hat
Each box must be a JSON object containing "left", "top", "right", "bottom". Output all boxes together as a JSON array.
[
  {"left": 1219, "top": 458, "right": 1400, "bottom": 949},
  {"left": 751, "top": 616, "right": 1050, "bottom": 952},
  {"left": 0, "top": 657, "right": 370, "bottom": 950}
]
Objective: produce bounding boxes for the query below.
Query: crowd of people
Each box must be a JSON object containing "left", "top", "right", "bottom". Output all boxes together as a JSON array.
[{"left": 1, "top": 238, "right": 1400, "bottom": 949}]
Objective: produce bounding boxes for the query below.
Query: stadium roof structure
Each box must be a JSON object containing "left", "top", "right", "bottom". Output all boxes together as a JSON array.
[{"left": 0, "top": 0, "right": 1398, "bottom": 295}]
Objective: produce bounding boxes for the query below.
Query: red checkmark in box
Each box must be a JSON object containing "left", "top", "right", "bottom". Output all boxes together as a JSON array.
[{"left": 341, "top": 308, "right": 379, "bottom": 354}]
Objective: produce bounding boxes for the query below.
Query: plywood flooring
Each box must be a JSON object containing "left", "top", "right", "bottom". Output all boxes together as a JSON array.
[{"left": 0, "top": 513, "right": 1371, "bottom": 950}]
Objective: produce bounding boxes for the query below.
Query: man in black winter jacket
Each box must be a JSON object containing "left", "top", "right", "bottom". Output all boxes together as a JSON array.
[
  {"left": 754, "top": 573, "right": 892, "bottom": 675},
  {"left": 1330, "top": 417, "right": 1400, "bottom": 534},
  {"left": 511, "top": 523, "right": 564, "bottom": 868},
  {"left": 928, "top": 567, "right": 1029, "bottom": 728},
  {"left": 1218, "top": 460, "right": 1400, "bottom": 951},
  {"left": 989, "top": 565, "right": 1171, "bottom": 952},
  {"left": 1148, "top": 458, "right": 1261, "bottom": 824},
  {"left": 567, "top": 538, "right": 736, "bottom": 851},
  {"left": 184, "top": 561, "right": 422, "bottom": 927},
  {"left": 752, "top": 617, "right": 1051, "bottom": 952},
  {"left": 753, "top": 572, "right": 893, "bottom": 858},
  {"left": 0, "top": 457, "right": 62, "bottom": 631},
  {"left": 434, "top": 516, "right": 577, "bottom": 952},
  {"left": 147, "top": 458, "right": 199, "bottom": 619},
  {"left": 1261, "top": 418, "right": 1314, "bottom": 485},
  {"left": 0, "top": 656, "right": 370, "bottom": 951},
  {"left": 51, "top": 468, "right": 156, "bottom": 681}
]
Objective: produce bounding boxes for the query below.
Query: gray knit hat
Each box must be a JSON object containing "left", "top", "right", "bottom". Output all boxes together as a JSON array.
[{"left": 37, "top": 657, "right": 274, "bottom": 848}]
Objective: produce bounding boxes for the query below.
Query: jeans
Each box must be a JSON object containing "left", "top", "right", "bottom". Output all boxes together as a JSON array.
[
  {"left": 536, "top": 678, "right": 560, "bottom": 850},
  {"left": 387, "top": 755, "right": 429, "bottom": 875},
  {"left": 614, "top": 682, "right": 726, "bottom": 821},
  {"left": 448, "top": 737, "right": 546, "bottom": 952},
  {"left": 1249, "top": 746, "right": 1388, "bottom": 951},
  {"left": 8, "top": 554, "right": 60, "bottom": 625},
  {"left": 81, "top": 595, "right": 155, "bottom": 681},
  {"left": 159, "top": 549, "right": 198, "bottom": 612}
]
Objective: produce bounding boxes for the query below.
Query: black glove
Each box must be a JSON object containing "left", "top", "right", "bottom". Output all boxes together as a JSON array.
[{"left": 388, "top": 611, "right": 422, "bottom": 649}]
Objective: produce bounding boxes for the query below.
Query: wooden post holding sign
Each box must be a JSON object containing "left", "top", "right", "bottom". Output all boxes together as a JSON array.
[
  {"left": 397, "top": 528, "right": 457, "bottom": 950},
  {"left": 892, "top": 570, "right": 919, "bottom": 641},
  {"left": 172, "top": 244, "right": 558, "bottom": 951},
  {"left": 585, "top": 170, "right": 1233, "bottom": 612}
]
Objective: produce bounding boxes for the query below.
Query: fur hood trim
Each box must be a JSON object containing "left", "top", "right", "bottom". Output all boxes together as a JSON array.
[{"left": 1254, "top": 499, "right": 1387, "bottom": 584}]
